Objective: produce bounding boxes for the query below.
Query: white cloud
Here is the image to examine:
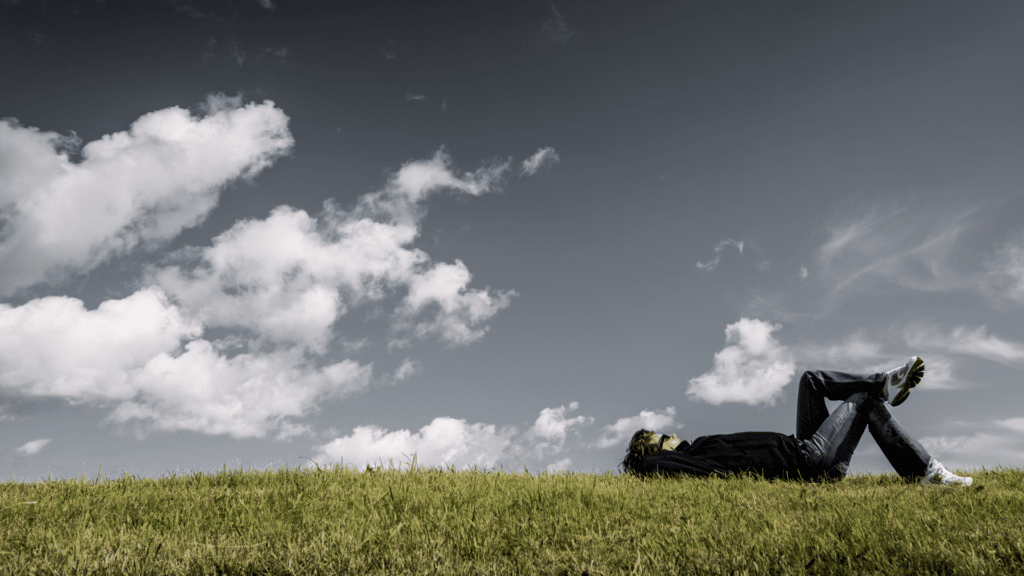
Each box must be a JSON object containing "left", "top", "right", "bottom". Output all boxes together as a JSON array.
[
  {"left": 546, "top": 458, "right": 572, "bottom": 473},
  {"left": 0, "top": 287, "right": 200, "bottom": 400},
  {"left": 152, "top": 148, "right": 516, "bottom": 353},
  {"left": 406, "top": 93, "right": 426, "bottom": 101},
  {"left": 312, "top": 403, "right": 599, "bottom": 471},
  {"left": 997, "top": 417, "right": 1024, "bottom": 434},
  {"left": 311, "top": 417, "right": 516, "bottom": 470},
  {"left": 16, "top": 438, "right": 50, "bottom": 456},
  {"left": 688, "top": 318, "right": 795, "bottom": 405},
  {"left": 695, "top": 239, "right": 743, "bottom": 272},
  {"left": 0, "top": 286, "right": 371, "bottom": 439},
  {"left": 0, "top": 111, "right": 520, "bottom": 439},
  {"left": 0, "top": 94, "right": 293, "bottom": 297},
  {"left": 394, "top": 358, "right": 421, "bottom": 382},
  {"left": 596, "top": 407, "right": 678, "bottom": 449},
  {"left": 520, "top": 147, "right": 559, "bottom": 176},
  {"left": 392, "top": 260, "right": 515, "bottom": 348},
  {"left": 516, "top": 401, "right": 592, "bottom": 459},
  {"left": 256, "top": 0, "right": 274, "bottom": 9},
  {"left": 799, "top": 267, "right": 808, "bottom": 279},
  {"left": 106, "top": 342, "right": 370, "bottom": 440}
]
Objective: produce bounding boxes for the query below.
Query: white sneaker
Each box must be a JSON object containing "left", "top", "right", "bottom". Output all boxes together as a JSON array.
[
  {"left": 919, "top": 458, "right": 973, "bottom": 486},
  {"left": 881, "top": 356, "right": 925, "bottom": 406}
]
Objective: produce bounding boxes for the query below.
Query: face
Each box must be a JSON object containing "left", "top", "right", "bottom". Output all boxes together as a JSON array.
[{"left": 644, "top": 432, "right": 682, "bottom": 452}]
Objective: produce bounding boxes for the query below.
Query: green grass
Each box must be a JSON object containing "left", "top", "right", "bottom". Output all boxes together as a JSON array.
[{"left": 1, "top": 461, "right": 1021, "bottom": 575}]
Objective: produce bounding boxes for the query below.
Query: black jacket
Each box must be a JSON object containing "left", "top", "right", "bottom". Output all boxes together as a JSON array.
[{"left": 637, "top": 431, "right": 820, "bottom": 481}]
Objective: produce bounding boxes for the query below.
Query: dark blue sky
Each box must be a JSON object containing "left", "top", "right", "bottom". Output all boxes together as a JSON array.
[{"left": 2, "top": 0, "right": 1023, "bottom": 481}]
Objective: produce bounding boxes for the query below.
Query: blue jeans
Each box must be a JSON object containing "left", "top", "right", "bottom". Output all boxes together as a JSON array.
[{"left": 797, "top": 370, "right": 932, "bottom": 481}]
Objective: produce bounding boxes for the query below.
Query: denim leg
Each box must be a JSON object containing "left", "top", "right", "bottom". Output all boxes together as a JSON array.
[
  {"left": 800, "top": 391, "right": 875, "bottom": 480},
  {"left": 796, "top": 370, "right": 886, "bottom": 441},
  {"left": 866, "top": 402, "right": 931, "bottom": 480}
]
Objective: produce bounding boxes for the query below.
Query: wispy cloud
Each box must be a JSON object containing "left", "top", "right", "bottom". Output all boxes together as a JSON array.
[
  {"left": 695, "top": 239, "right": 744, "bottom": 272},
  {"left": 257, "top": 46, "right": 288, "bottom": 64},
  {"left": 813, "top": 196, "right": 995, "bottom": 312},
  {"left": 919, "top": 416, "right": 1024, "bottom": 472},
  {"left": 393, "top": 358, "right": 422, "bottom": 382},
  {"left": 16, "top": 438, "right": 50, "bottom": 456},
  {"left": 232, "top": 44, "right": 246, "bottom": 66},
  {"left": 406, "top": 93, "right": 426, "bottom": 101},
  {"left": 688, "top": 318, "right": 795, "bottom": 405},
  {"left": 541, "top": 4, "right": 574, "bottom": 43},
  {"left": 980, "top": 231, "right": 1024, "bottom": 310},
  {"left": 256, "top": 0, "right": 274, "bottom": 10},
  {"left": 902, "top": 323, "right": 1024, "bottom": 367},
  {"left": 520, "top": 147, "right": 559, "bottom": 176}
]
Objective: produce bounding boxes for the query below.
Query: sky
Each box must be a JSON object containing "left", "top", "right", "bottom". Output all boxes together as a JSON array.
[{"left": 1, "top": 0, "right": 1023, "bottom": 483}]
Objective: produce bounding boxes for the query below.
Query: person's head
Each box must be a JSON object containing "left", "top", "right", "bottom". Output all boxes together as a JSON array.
[{"left": 621, "top": 429, "right": 661, "bottom": 476}]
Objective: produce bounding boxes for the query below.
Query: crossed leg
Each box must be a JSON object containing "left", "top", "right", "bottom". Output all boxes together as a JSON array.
[{"left": 796, "top": 370, "right": 931, "bottom": 481}]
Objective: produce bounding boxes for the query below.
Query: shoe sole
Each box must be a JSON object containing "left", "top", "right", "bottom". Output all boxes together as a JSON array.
[{"left": 890, "top": 357, "right": 924, "bottom": 407}]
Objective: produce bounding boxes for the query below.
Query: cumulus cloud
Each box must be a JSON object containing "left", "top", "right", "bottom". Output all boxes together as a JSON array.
[
  {"left": 0, "top": 286, "right": 371, "bottom": 439},
  {"left": 0, "top": 98, "right": 523, "bottom": 439},
  {"left": 596, "top": 407, "right": 678, "bottom": 449},
  {"left": 520, "top": 147, "right": 559, "bottom": 176},
  {"left": 151, "top": 148, "right": 516, "bottom": 353},
  {"left": 311, "top": 417, "right": 516, "bottom": 470},
  {"left": 0, "top": 94, "right": 293, "bottom": 297},
  {"left": 695, "top": 239, "right": 743, "bottom": 272},
  {"left": 688, "top": 318, "right": 795, "bottom": 405},
  {"left": 0, "top": 288, "right": 201, "bottom": 400},
  {"left": 16, "top": 438, "right": 51, "bottom": 456},
  {"left": 515, "top": 401, "right": 592, "bottom": 459},
  {"left": 311, "top": 402, "right": 598, "bottom": 471}
]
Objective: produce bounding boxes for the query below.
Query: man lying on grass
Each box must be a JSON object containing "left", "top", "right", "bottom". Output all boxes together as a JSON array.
[{"left": 622, "top": 357, "right": 973, "bottom": 486}]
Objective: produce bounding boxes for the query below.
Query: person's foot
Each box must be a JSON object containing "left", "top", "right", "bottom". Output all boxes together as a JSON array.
[
  {"left": 881, "top": 356, "right": 925, "bottom": 406},
  {"left": 919, "top": 458, "right": 973, "bottom": 486}
]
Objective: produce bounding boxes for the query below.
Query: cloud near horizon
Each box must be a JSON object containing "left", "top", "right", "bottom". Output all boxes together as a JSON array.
[
  {"left": 919, "top": 415, "right": 1024, "bottom": 472},
  {"left": 310, "top": 403, "right": 661, "bottom": 471},
  {"left": 596, "top": 407, "right": 678, "bottom": 449},
  {"left": 688, "top": 318, "right": 795, "bottom": 405},
  {"left": 0, "top": 97, "right": 542, "bottom": 440}
]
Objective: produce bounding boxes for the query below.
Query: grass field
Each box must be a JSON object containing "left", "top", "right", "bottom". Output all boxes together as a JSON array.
[{"left": 1, "top": 461, "right": 1021, "bottom": 575}]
